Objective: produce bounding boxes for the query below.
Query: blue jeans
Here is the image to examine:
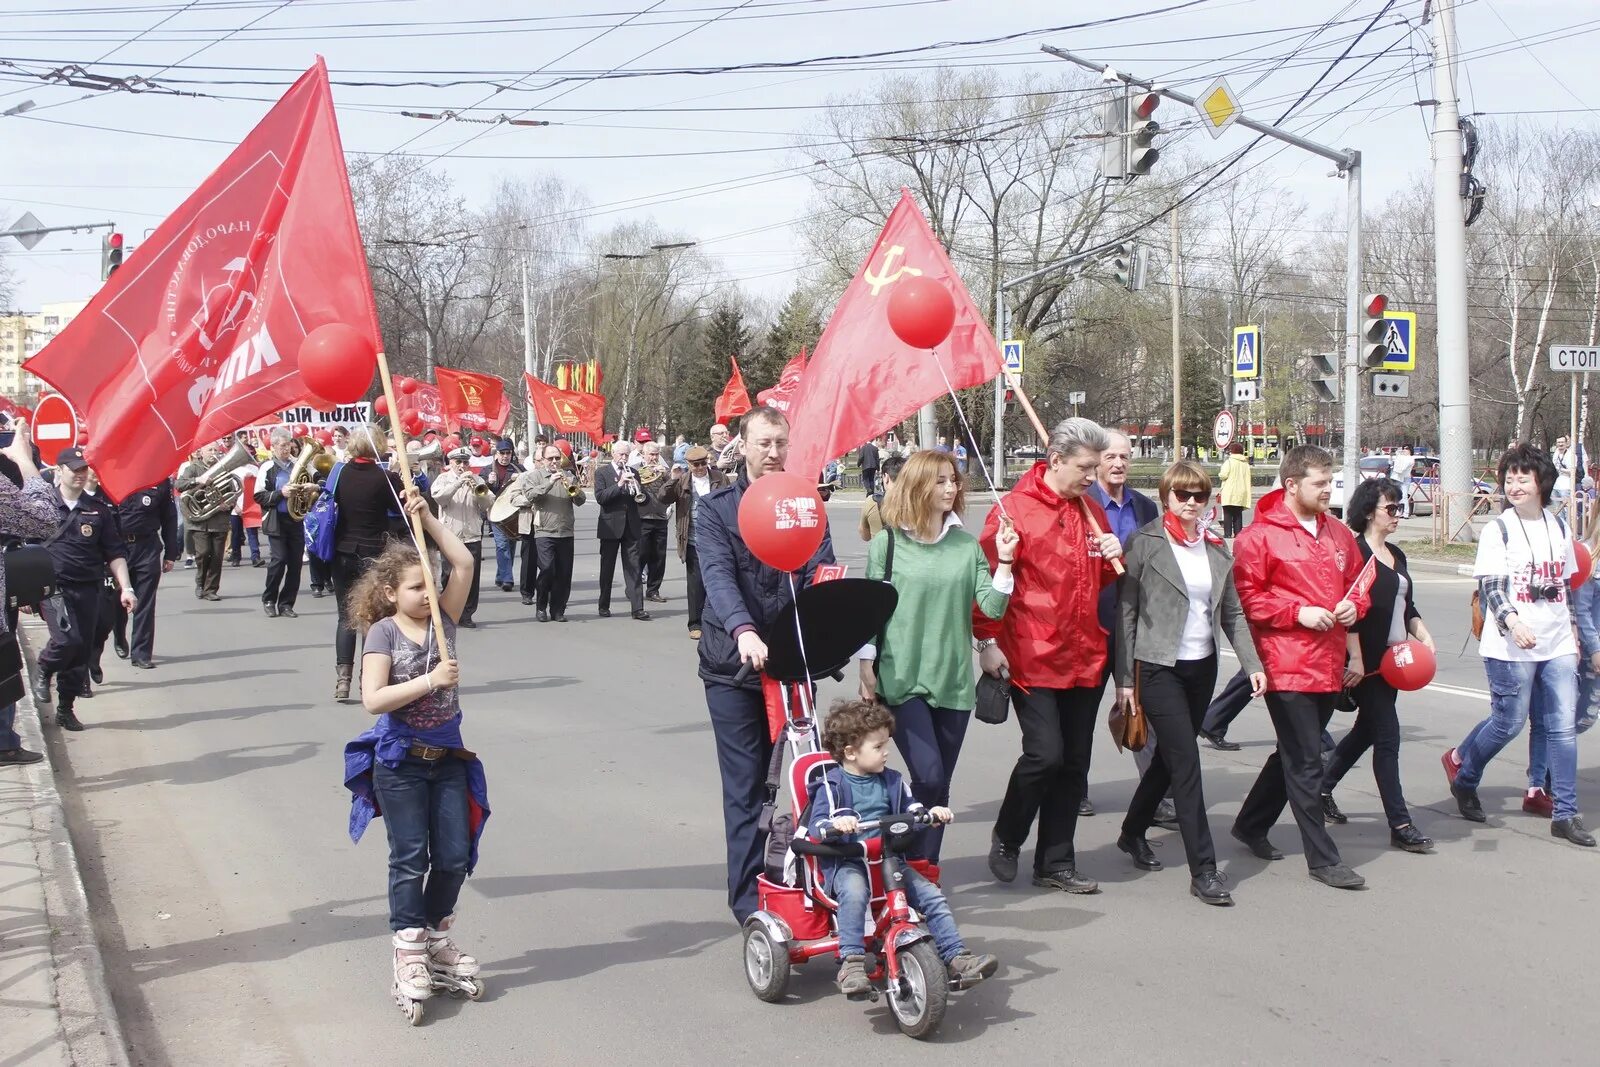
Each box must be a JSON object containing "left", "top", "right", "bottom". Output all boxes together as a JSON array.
[
  {"left": 373, "top": 757, "right": 471, "bottom": 931},
  {"left": 889, "top": 697, "right": 970, "bottom": 864},
  {"left": 0, "top": 702, "right": 18, "bottom": 750},
  {"left": 1459, "top": 656, "right": 1580, "bottom": 820},
  {"left": 832, "top": 862, "right": 963, "bottom": 963},
  {"left": 491, "top": 523, "right": 515, "bottom": 586},
  {"left": 1527, "top": 659, "right": 1599, "bottom": 792}
]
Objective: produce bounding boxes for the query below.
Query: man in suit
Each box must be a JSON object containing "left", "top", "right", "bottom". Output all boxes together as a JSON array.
[
  {"left": 594, "top": 440, "right": 648, "bottom": 620},
  {"left": 859, "top": 436, "right": 882, "bottom": 498},
  {"left": 254, "top": 428, "right": 304, "bottom": 619},
  {"left": 658, "top": 445, "right": 730, "bottom": 640}
]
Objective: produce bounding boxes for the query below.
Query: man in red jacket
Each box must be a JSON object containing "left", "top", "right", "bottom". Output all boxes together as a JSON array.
[
  {"left": 1231, "top": 444, "right": 1372, "bottom": 889},
  {"left": 976, "top": 418, "right": 1124, "bottom": 894}
]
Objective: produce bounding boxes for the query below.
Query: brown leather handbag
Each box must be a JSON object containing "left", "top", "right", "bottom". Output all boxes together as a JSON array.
[{"left": 1108, "top": 665, "right": 1149, "bottom": 753}]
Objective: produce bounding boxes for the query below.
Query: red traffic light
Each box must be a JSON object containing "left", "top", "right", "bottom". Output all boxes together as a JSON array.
[
  {"left": 108, "top": 232, "right": 124, "bottom": 249},
  {"left": 1364, "top": 293, "right": 1387, "bottom": 318},
  {"left": 1131, "top": 92, "right": 1160, "bottom": 120}
]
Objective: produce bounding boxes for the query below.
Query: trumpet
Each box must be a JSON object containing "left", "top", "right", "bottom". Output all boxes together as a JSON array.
[
  {"left": 619, "top": 465, "right": 645, "bottom": 503},
  {"left": 563, "top": 470, "right": 581, "bottom": 498},
  {"left": 179, "top": 440, "right": 255, "bottom": 523},
  {"left": 284, "top": 439, "right": 335, "bottom": 521}
]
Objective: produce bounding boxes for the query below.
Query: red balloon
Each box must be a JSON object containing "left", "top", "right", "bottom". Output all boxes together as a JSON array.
[
  {"left": 444, "top": 434, "right": 462, "bottom": 450},
  {"left": 401, "top": 411, "right": 424, "bottom": 436},
  {"left": 475, "top": 439, "right": 491, "bottom": 456},
  {"left": 1574, "top": 541, "right": 1594, "bottom": 589},
  {"left": 291, "top": 423, "right": 311, "bottom": 438},
  {"left": 555, "top": 438, "right": 573, "bottom": 458},
  {"left": 886, "top": 276, "right": 956, "bottom": 349},
  {"left": 298, "top": 323, "right": 376, "bottom": 404},
  {"left": 737, "top": 471, "right": 827, "bottom": 572},
  {"left": 373, "top": 394, "right": 390, "bottom": 418},
  {"left": 399, "top": 377, "right": 419, "bottom": 396},
  {"left": 1379, "top": 640, "right": 1437, "bottom": 692}
]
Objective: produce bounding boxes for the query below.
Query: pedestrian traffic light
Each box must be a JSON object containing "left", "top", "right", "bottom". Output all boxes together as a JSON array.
[
  {"left": 1100, "top": 94, "right": 1127, "bottom": 180},
  {"left": 1362, "top": 293, "right": 1388, "bottom": 368},
  {"left": 1126, "top": 92, "right": 1161, "bottom": 176},
  {"left": 1311, "top": 352, "right": 1339, "bottom": 403},
  {"left": 101, "top": 231, "right": 124, "bottom": 280}
]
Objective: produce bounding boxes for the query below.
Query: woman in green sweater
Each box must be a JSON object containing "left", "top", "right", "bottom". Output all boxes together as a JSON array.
[{"left": 859, "top": 450, "right": 1019, "bottom": 864}]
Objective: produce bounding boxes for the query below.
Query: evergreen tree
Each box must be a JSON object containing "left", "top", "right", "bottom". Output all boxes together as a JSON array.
[
  {"left": 671, "top": 304, "right": 750, "bottom": 439},
  {"left": 751, "top": 287, "right": 823, "bottom": 394}
]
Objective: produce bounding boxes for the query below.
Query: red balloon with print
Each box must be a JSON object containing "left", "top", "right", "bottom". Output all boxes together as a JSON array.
[
  {"left": 291, "top": 423, "right": 311, "bottom": 438},
  {"left": 1573, "top": 541, "right": 1593, "bottom": 589},
  {"left": 297, "top": 323, "right": 376, "bottom": 404},
  {"left": 885, "top": 275, "right": 956, "bottom": 350},
  {"left": 313, "top": 429, "right": 335, "bottom": 446},
  {"left": 737, "top": 471, "right": 827, "bottom": 573},
  {"left": 1379, "top": 640, "right": 1436, "bottom": 692}
]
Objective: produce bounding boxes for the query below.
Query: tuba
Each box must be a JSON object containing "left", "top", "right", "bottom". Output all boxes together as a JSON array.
[
  {"left": 179, "top": 440, "right": 255, "bottom": 523},
  {"left": 284, "top": 440, "right": 335, "bottom": 521}
]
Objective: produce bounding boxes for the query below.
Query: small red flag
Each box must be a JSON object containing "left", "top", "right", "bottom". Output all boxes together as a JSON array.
[
  {"left": 785, "top": 188, "right": 1002, "bottom": 481},
  {"left": 715, "top": 356, "right": 753, "bottom": 423},
  {"left": 525, "top": 373, "right": 606, "bottom": 440},
  {"left": 24, "top": 59, "right": 378, "bottom": 501},
  {"left": 435, "top": 367, "right": 509, "bottom": 433},
  {"left": 756, "top": 348, "right": 807, "bottom": 414},
  {"left": 1344, "top": 554, "right": 1379, "bottom": 604}
]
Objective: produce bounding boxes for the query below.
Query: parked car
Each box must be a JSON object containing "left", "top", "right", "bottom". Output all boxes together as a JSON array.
[
  {"left": 1328, "top": 456, "right": 1394, "bottom": 516},
  {"left": 1011, "top": 445, "right": 1046, "bottom": 461}
]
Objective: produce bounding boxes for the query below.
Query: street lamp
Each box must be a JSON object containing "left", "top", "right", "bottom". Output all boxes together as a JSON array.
[{"left": 2, "top": 100, "right": 35, "bottom": 117}]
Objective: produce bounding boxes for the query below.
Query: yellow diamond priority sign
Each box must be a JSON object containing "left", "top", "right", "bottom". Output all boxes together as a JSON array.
[{"left": 1196, "top": 77, "right": 1242, "bottom": 140}]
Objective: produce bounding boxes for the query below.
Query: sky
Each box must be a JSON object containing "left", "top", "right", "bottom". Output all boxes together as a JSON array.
[{"left": 1, "top": 0, "right": 1596, "bottom": 313}]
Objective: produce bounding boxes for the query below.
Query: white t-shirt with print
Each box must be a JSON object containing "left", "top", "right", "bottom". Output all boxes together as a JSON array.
[{"left": 1474, "top": 510, "right": 1578, "bottom": 662}]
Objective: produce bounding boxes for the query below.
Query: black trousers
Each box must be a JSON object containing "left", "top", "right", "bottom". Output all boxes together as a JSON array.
[
  {"left": 534, "top": 537, "right": 574, "bottom": 617},
  {"left": 1201, "top": 668, "right": 1253, "bottom": 739},
  {"left": 993, "top": 685, "right": 1099, "bottom": 872},
  {"left": 861, "top": 469, "right": 877, "bottom": 497},
  {"left": 1222, "top": 505, "right": 1245, "bottom": 538},
  {"left": 191, "top": 527, "right": 225, "bottom": 595},
  {"left": 39, "top": 581, "right": 100, "bottom": 710},
  {"left": 598, "top": 535, "right": 642, "bottom": 615},
  {"left": 1123, "top": 656, "right": 1219, "bottom": 874},
  {"left": 1235, "top": 691, "right": 1343, "bottom": 869},
  {"left": 704, "top": 679, "right": 774, "bottom": 923},
  {"left": 332, "top": 551, "right": 377, "bottom": 666},
  {"left": 519, "top": 534, "right": 540, "bottom": 599},
  {"left": 640, "top": 519, "right": 669, "bottom": 598},
  {"left": 685, "top": 545, "right": 705, "bottom": 629},
  {"left": 440, "top": 540, "right": 482, "bottom": 621},
  {"left": 264, "top": 522, "right": 304, "bottom": 609},
  {"left": 1323, "top": 677, "right": 1413, "bottom": 828},
  {"left": 91, "top": 577, "right": 118, "bottom": 674},
  {"left": 307, "top": 553, "right": 330, "bottom": 592},
  {"left": 124, "top": 535, "right": 164, "bottom": 662}
]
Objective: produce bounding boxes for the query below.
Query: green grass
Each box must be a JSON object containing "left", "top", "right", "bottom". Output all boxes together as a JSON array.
[{"left": 1396, "top": 539, "right": 1476, "bottom": 562}]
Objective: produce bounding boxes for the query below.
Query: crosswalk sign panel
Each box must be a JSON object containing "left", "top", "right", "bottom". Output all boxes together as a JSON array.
[
  {"left": 1380, "top": 310, "right": 1417, "bottom": 371},
  {"left": 1002, "top": 339, "right": 1024, "bottom": 374},
  {"left": 1232, "top": 325, "right": 1261, "bottom": 380}
]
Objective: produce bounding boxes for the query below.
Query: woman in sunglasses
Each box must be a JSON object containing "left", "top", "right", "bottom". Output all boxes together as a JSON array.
[
  {"left": 1114, "top": 461, "right": 1264, "bottom": 905},
  {"left": 1319, "top": 477, "right": 1436, "bottom": 852}
]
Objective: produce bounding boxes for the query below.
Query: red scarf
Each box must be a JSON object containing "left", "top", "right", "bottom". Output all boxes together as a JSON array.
[{"left": 1164, "top": 511, "right": 1224, "bottom": 548}]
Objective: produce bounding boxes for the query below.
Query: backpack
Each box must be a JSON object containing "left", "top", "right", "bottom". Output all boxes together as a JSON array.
[{"left": 303, "top": 461, "right": 345, "bottom": 563}]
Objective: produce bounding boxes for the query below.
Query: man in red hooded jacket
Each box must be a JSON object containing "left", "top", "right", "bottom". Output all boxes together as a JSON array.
[
  {"left": 976, "top": 418, "right": 1124, "bottom": 894},
  {"left": 1230, "top": 444, "right": 1372, "bottom": 890}
]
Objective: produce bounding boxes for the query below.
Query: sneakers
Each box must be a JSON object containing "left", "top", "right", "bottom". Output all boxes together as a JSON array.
[
  {"left": 947, "top": 951, "right": 998, "bottom": 987},
  {"left": 1451, "top": 782, "right": 1486, "bottom": 823},
  {"left": 1308, "top": 862, "right": 1367, "bottom": 890},
  {"left": 1441, "top": 747, "right": 1462, "bottom": 786},
  {"left": 1321, "top": 793, "right": 1348, "bottom": 824},
  {"left": 1522, "top": 788, "right": 1555, "bottom": 818},
  {"left": 1390, "top": 823, "right": 1434, "bottom": 853},
  {"left": 1552, "top": 816, "right": 1597, "bottom": 847},
  {"left": 1032, "top": 865, "right": 1100, "bottom": 894},
  {"left": 835, "top": 955, "right": 871, "bottom": 997},
  {"left": 987, "top": 834, "right": 1019, "bottom": 883},
  {"left": 1190, "top": 868, "right": 1233, "bottom": 906}
]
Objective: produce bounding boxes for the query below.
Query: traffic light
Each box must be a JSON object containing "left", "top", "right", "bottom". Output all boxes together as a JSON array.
[
  {"left": 1126, "top": 92, "right": 1161, "bottom": 176},
  {"left": 101, "top": 231, "right": 124, "bottom": 280},
  {"left": 1100, "top": 95, "right": 1127, "bottom": 180},
  {"left": 1111, "top": 244, "right": 1146, "bottom": 291},
  {"left": 1362, "top": 293, "right": 1388, "bottom": 367},
  {"left": 1311, "top": 352, "right": 1339, "bottom": 403}
]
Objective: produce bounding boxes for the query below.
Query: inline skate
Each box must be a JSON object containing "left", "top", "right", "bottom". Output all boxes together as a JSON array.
[
  {"left": 391, "top": 929, "right": 434, "bottom": 1025},
  {"left": 426, "top": 914, "right": 485, "bottom": 1001}
]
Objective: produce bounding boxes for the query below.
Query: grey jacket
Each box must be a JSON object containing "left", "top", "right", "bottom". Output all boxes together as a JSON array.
[
  {"left": 524, "top": 467, "right": 586, "bottom": 538},
  {"left": 1114, "top": 519, "right": 1263, "bottom": 688}
]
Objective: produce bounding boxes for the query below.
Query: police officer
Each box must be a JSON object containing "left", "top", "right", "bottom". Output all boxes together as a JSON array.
[
  {"left": 32, "top": 448, "right": 136, "bottom": 732},
  {"left": 110, "top": 475, "right": 180, "bottom": 668}
]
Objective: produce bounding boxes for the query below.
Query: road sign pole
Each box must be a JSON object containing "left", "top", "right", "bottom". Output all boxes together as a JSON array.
[
  {"left": 1171, "top": 207, "right": 1182, "bottom": 459},
  {"left": 993, "top": 286, "right": 1006, "bottom": 485},
  {"left": 1342, "top": 155, "right": 1363, "bottom": 504},
  {"left": 1432, "top": 0, "right": 1476, "bottom": 527}
]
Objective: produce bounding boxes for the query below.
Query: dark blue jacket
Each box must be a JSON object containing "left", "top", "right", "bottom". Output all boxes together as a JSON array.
[
  {"left": 804, "top": 764, "right": 920, "bottom": 886},
  {"left": 694, "top": 469, "right": 835, "bottom": 687},
  {"left": 1088, "top": 483, "right": 1158, "bottom": 635}
]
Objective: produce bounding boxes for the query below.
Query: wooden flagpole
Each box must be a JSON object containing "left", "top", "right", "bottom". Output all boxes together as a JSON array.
[{"left": 376, "top": 350, "right": 451, "bottom": 652}]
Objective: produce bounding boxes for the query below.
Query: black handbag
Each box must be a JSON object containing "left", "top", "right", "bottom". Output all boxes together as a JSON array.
[
  {"left": 4, "top": 513, "right": 73, "bottom": 611},
  {"left": 0, "top": 631, "right": 23, "bottom": 706},
  {"left": 975, "top": 670, "right": 1011, "bottom": 725}
]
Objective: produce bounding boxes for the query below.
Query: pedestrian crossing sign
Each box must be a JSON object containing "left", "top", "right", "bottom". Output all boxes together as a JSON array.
[
  {"left": 1380, "top": 310, "right": 1417, "bottom": 371},
  {"left": 1232, "top": 325, "right": 1261, "bottom": 380},
  {"left": 1002, "top": 339, "right": 1024, "bottom": 374}
]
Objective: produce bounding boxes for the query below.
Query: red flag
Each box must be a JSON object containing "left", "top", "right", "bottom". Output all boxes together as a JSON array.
[
  {"left": 435, "top": 367, "right": 509, "bottom": 433},
  {"left": 394, "top": 382, "right": 447, "bottom": 431},
  {"left": 756, "top": 348, "right": 807, "bottom": 414},
  {"left": 715, "top": 356, "right": 752, "bottom": 423},
  {"left": 785, "top": 188, "right": 1002, "bottom": 480},
  {"left": 1344, "top": 553, "right": 1379, "bottom": 604},
  {"left": 24, "top": 59, "right": 378, "bottom": 501},
  {"left": 525, "top": 373, "right": 606, "bottom": 440}
]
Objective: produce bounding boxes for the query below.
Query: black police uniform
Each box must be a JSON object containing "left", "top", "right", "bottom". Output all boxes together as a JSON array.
[
  {"left": 38, "top": 484, "right": 126, "bottom": 714},
  {"left": 111, "top": 479, "right": 179, "bottom": 665}
]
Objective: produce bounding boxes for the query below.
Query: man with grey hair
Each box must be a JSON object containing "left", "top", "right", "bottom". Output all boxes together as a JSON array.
[
  {"left": 253, "top": 428, "right": 306, "bottom": 618},
  {"left": 976, "top": 417, "right": 1125, "bottom": 894}
]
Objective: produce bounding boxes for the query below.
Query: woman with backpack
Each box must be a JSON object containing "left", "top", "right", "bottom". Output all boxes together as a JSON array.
[{"left": 857, "top": 450, "right": 1019, "bottom": 866}]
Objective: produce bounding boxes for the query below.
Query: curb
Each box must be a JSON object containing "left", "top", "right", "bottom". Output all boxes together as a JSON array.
[
  {"left": 1401, "top": 557, "right": 1476, "bottom": 577},
  {"left": 14, "top": 623, "right": 131, "bottom": 1067}
]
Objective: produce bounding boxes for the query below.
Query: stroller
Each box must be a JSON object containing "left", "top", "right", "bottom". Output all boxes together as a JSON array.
[{"left": 738, "top": 578, "right": 967, "bottom": 1039}]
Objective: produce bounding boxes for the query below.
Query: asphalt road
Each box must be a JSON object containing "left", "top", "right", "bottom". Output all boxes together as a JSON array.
[{"left": 35, "top": 501, "right": 1597, "bottom": 1065}]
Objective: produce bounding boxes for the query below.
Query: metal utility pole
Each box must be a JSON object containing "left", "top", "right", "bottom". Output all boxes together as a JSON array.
[
  {"left": 1041, "top": 44, "right": 1366, "bottom": 493},
  {"left": 1430, "top": 0, "right": 1475, "bottom": 522},
  {"left": 993, "top": 288, "right": 1007, "bottom": 480},
  {"left": 522, "top": 256, "right": 535, "bottom": 432},
  {"left": 1171, "top": 207, "right": 1182, "bottom": 457}
]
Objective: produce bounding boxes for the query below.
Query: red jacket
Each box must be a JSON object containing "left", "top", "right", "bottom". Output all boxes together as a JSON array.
[
  {"left": 975, "top": 462, "right": 1117, "bottom": 689},
  {"left": 1233, "top": 488, "right": 1371, "bottom": 694}
]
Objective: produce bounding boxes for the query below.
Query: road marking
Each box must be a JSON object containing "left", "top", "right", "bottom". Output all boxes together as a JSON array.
[{"left": 1220, "top": 648, "right": 1490, "bottom": 701}]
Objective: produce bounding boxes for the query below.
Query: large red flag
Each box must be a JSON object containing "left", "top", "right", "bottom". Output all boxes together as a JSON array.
[
  {"left": 785, "top": 188, "right": 1002, "bottom": 480},
  {"left": 435, "top": 367, "right": 509, "bottom": 433},
  {"left": 756, "top": 348, "right": 807, "bottom": 414},
  {"left": 24, "top": 59, "right": 376, "bottom": 501},
  {"left": 394, "top": 382, "right": 447, "bottom": 431},
  {"left": 715, "top": 356, "right": 752, "bottom": 423},
  {"left": 525, "top": 373, "right": 606, "bottom": 440}
]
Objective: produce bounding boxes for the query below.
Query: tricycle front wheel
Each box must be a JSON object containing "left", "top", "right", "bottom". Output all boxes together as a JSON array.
[{"left": 887, "top": 940, "right": 947, "bottom": 1039}]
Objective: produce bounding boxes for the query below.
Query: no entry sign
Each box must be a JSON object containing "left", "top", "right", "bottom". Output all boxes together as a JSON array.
[{"left": 33, "top": 393, "right": 80, "bottom": 466}]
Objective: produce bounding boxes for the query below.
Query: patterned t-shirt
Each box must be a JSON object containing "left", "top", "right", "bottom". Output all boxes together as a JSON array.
[{"left": 364, "top": 616, "right": 459, "bottom": 729}]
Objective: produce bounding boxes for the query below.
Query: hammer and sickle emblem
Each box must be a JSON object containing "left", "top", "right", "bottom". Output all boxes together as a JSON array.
[{"left": 863, "top": 245, "right": 923, "bottom": 297}]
